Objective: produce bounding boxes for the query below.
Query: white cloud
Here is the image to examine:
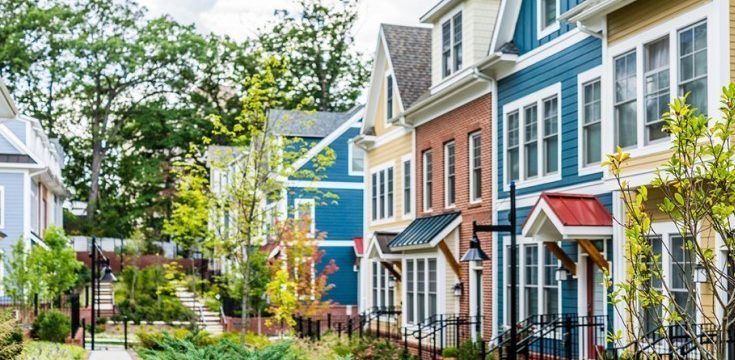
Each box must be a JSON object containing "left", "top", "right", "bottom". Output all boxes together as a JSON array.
[{"left": 138, "top": 0, "right": 430, "bottom": 55}]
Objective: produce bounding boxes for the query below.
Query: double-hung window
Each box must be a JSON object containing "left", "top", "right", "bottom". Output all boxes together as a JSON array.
[
  {"left": 644, "top": 38, "right": 670, "bottom": 143},
  {"left": 524, "top": 245, "right": 539, "bottom": 316},
  {"left": 349, "top": 143, "right": 365, "bottom": 175},
  {"left": 504, "top": 84, "right": 561, "bottom": 187},
  {"left": 371, "top": 167, "right": 394, "bottom": 221},
  {"left": 444, "top": 142, "right": 456, "bottom": 207},
  {"left": 671, "top": 235, "right": 696, "bottom": 322},
  {"left": 582, "top": 79, "right": 602, "bottom": 166},
  {"left": 678, "top": 21, "right": 707, "bottom": 115},
  {"left": 469, "top": 132, "right": 482, "bottom": 202},
  {"left": 505, "top": 241, "right": 562, "bottom": 325},
  {"left": 507, "top": 112, "right": 520, "bottom": 182},
  {"left": 615, "top": 51, "right": 638, "bottom": 149},
  {"left": 423, "top": 150, "right": 433, "bottom": 211},
  {"left": 403, "top": 159, "right": 412, "bottom": 215},
  {"left": 372, "top": 261, "right": 396, "bottom": 309},
  {"left": 294, "top": 198, "right": 316, "bottom": 234},
  {"left": 405, "top": 258, "right": 438, "bottom": 324},
  {"left": 441, "top": 12, "right": 463, "bottom": 78},
  {"left": 541, "top": 0, "right": 557, "bottom": 29},
  {"left": 543, "top": 247, "right": 559, "bottom": 314}
]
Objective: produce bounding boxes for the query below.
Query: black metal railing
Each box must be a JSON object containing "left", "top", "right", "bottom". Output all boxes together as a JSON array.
[
  {"left": 402, "top": 314, "right": 486, "bottom": 360},
  {"left": 613, "top": 322, "right": 724, "bottom": 359},
  {"left": 294, "top": 306, "right": 402, "bottom": 341}
]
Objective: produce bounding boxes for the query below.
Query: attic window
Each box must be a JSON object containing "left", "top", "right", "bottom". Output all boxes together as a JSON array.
[
  {"left": 386, "top": 74, "right": 394, "bottom": 120},
  {"left": 441, "top": 11, "right": 462, "bottom": 78}
]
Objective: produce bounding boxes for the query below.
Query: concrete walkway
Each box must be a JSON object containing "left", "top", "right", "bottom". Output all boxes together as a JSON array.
[{"left": 89, "top": 350, "right": 134, "bottom": 360}]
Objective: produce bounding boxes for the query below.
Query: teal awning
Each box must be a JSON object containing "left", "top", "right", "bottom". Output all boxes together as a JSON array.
[{"left": 388, "top": 212, "right": 461, "bottom": 249}]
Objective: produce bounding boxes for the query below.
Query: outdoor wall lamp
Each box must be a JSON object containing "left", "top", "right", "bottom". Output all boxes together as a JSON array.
[
  {"left": 453, "top": 283, "right": 463, "bottom": 297},
  {"left": 388, "top": 278, "right": 396, "bottom": 289},
  {"left": 694, "top": 262, "right": 707, "bottom": 284},
  {"left": 555, "top": 265, "right": 570, "bottom": 282}
]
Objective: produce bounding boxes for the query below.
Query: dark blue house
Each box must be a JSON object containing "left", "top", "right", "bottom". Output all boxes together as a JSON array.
[{"left": 269, "top": 107, "right": 365, "bottom": 306}]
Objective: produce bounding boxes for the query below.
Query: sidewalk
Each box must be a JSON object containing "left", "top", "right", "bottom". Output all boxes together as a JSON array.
[{"left": 89, "top": 350, "right": 134, "bottom": 360}]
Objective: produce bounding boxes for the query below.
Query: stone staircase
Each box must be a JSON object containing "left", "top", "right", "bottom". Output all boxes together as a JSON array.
[
  {"left": 174, "top": 287, "right": 224, "bottom": 334},
  {"left": 95, "top": 282, "right": 115, "bottom": 317}
]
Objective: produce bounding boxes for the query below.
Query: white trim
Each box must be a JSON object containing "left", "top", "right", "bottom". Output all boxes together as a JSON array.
[
  {"left": 577, "top": 66, "right": 604, "bottom": 176},
  {"left": 497, "top": 29, "right": 588, "bottom": 80},
  {"left": 316, "top": 240, "right": 358, "bottom": 247},
  {"left": 439, "top": 7, "right": 464, "bottom": 80},
  {"left": 444, "top": 141, "right": 456, "bottom": 208},
  {"left": 0, "top": 186, "right": 4, "bottom": 229},
  {"left": 285, "top": 180, "right": 363, "bottom": 190},
  {"left": 503, "top": 82, "right": 563, "bottom": 191},
  {"left": 347, "top": 139, "right": 365, "bottom": 176},
  {"left": 603, "top": 4, "right": 718, "bottom": 160},
  {"left": 389, "top": 215, "right": 462, "bottom": 251},
  {"left": 385, "top": 71, "right": 395, "bottom": 127},
  {"left": 468, "top": 131, "right": 483, "bottom": 204},
  {"left": 523, "top": 199, "right": 612, "bottom": 240},
  {"left": 491, "top": 79, "right": 500, "bottom": 338},
  {"left": 291, "top": 106, "right": 364, "bottom": 172},
  {"left": 537, "top": 0, "right": 561, "bottom": 39},
  {"left": 294, "top": 198, "right": 316, "bottom": 234}
]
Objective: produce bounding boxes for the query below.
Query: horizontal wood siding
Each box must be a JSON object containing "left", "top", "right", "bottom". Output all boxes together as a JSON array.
[
  {"left": 0, "top": 172, "right": 25, "bottom": 255},
  {"left": 497, "top": 36, "right": 603, "bottom": 200},
  {"left": 317, "top": 246, "right": 358, "bottom": 304},
  {"left": 288, "top": 187, "right": 363, "bottom": 241},
  {"left": 366, "top": 132, "right": 413, "bottom": 233},
  {"left": 607, "top": 0, "right": 709, "bottom": 44},
  {"left": 512, "top": 0, "right": 584, "bottom": 54},
  {"left": 295, "top": 128, "right": 363, "bottom": 183}
]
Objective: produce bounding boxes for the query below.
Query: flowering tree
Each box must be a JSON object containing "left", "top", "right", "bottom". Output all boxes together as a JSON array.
[{"left": 606, "top": 85, "right": 735, "bottom": 359}]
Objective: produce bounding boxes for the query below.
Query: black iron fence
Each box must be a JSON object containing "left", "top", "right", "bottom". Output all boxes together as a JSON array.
[
  {"left": 403, "top": 314, "right": 485, "bottom": 360},
  {"left": 294, "top": 306, "right": 402, "bottom": 341}
]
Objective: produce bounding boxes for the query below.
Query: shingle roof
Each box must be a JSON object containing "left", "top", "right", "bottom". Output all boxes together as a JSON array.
[
  {"left": 268, "top": 107, "right": 361, "bottom": 138},
  {"left": 0, "top": 154, "right": 35, "bottom": 164},
  {"left": 381, "top": 24, "right": 432, "bottom": 109},
  {"left": 388, "top": 212, "right": 461, "bottom": 249},
  {"left": 374, "top": 232, "right": 398, "bottom": 254}
]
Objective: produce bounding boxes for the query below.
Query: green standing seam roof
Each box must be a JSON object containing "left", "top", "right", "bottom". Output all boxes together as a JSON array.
[{"left": 388, "top": 212, "right": 461, "bottom": 248}]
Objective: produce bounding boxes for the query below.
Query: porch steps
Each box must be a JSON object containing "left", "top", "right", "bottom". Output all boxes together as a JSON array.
[{"left": 174, "top": 287, "right": 224, "bottom": 335}]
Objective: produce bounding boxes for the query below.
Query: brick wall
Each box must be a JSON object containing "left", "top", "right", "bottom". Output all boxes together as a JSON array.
[{"left": 414, "top": 94, "right": 493, "bottom": 338}]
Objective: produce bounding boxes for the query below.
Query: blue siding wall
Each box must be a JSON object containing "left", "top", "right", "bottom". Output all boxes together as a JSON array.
[
  {"left": 317, "top": 245, "right": 358, "bottom": 304},
  {"left": 497, "top": 36, "right": 603, "bottom": 200},
  {"left": 3, "top": 121, "right": 25, "bottom": 144},
  {"left": 512, "top": 0, "right": 585, "bottom": 54},
  {"left": 288, "top": 187, "right": 363, "bottom": 241},
  {"left": 293, "top": 128, "right": 363, "bottom": 183},
  {"left": 0, "top": 172, "right": 24, "bottom": 256},
  {"left": 0, "top": 134, "right": 19, "bottom": 154}
]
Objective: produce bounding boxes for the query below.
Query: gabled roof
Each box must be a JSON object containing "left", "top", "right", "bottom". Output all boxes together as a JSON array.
[
  {"left": 382, "top": 24, "right": 432, "bottom": 109},
  {"left": 522, "top": 192, "right": 613, "bottom": 240},
  {"left": 353, "top": 237, "right": 364, "bottom": 256},
  {"left": 268, "top": 107, "right": 359, "bottom": 138},
  {"left": 389, "top": 212, "right": 461, "bottom": 249}
]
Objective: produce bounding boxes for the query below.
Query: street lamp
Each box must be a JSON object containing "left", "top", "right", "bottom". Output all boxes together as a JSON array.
[{"left": 461, "top": 182, "right": 518, "bottom": 358}]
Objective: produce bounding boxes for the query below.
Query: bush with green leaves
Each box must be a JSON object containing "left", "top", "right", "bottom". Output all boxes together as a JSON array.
[
  {"left": 442, "top": 347, "right": 459, "bottom": 358},
  {"left": 115, "top": 265, "right": 194, "bottom": 323},
  {"left": 0, "top": 311, "right": 23, "bottom": 359},
  {"left": 136, "top": 332, "right": 292, "bottom": 360},
  {"left": 31, "top": 310, "right": 70, "bottom": 343},
  {"left": 20, "top": 341, "right": 86, "bottom": 360}
]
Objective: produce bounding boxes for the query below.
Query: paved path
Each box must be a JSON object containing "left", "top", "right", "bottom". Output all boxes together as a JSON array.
[{"left": 89, "top": 350, "right": 134, "bottom": 360}]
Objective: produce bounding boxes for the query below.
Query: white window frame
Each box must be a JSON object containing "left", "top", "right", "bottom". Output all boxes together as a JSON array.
[
  {"left": 369, "top": 162, "right": 395, "bottom": 225},
  {"left": 502, "top": 237, "right": 561, "bottom": 329},
  {"left": 401, "top": 154, "right": 413, "bottom": 217},
  {"left": 348, "top": 141, "right": 365, "bottom": 176},
  {"left": 440, "top": 8, "right": 463, "bottom": 78},
  {"left": 294, "top": 198, "right": 316, "bottom": 234},
  {"left": 503, "top": 83, "right": 562, "bottom": 191},
  {"left": 603, "top": 6, "right": 719, "bottom": 161},
  {"left": 371, "top": 260, "right": 396, "bottom": 310},
  {"left": 0, "top": 186, "right": 4, "bottom": 229},
  {"left": 423, "top": 150, "right": 433, "bottom": 212},
  {"left": 468, "top": 131, "right": 482, "bottom": 203},
  {"left": 402, "top": 256, "right": 442, "bottom": 326},
  {"left": 577, "top": 66, "right": 604, "bottom": 176},
  {"left": 537, "top": 0, "right": 560, "bottom": 39},
  {"left": 444, "top": 141, "right": 456, "bottom": 209}
]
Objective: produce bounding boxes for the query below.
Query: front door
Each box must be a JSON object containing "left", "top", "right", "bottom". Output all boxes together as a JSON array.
[{"left": 586, "top": 258, "right": 605, "bottom": 358}]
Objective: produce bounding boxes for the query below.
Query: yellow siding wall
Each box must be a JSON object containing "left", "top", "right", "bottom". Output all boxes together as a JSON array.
[
  {"left": 618, "top": 149, "right": 671, "bottom": 177},
  {"left": 366, "top": 132, "right": 413, "bottom": 233},
  {"left": 731, "top": 0, "right": 735, "bottom": 82},
  {"left": 607, "top": 0, "right": 708, "bottom": 44},
  {"left": 373, "top": 62, "right": 398, "bottom": 136}
]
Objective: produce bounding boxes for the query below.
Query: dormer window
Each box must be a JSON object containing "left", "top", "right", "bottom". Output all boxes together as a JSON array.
[{"left": 441, "top": 12, "right": 462, "bottom": 78}]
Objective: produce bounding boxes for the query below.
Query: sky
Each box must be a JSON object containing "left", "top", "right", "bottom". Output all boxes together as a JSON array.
[{"left": 136, "top": 0, "right": 431, "bottom": 56}]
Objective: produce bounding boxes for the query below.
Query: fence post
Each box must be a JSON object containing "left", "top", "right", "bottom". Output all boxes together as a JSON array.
[
  {"left": 403, "top": 327, "right": 408, "bottom": 355},
  {"left": 123, "top": 317, "right": 128, "bottom": 350},
  {"left": 359, "top": 315, "right": 363, "bottom": 338},
  {"left": 328, "top": 313, "right": 332, "bottom": 330},
  {"left": 307, "top": 318, "right": 312, "bottom": 340},
  {"left": 348, "top": 318, "right": 353, "bottom": 340},
  {"left": 564, "top": 316, "right": 572, "bottom": 359},
  {"left": 316, "top": 320, "right": 321, "bottom": 341},
  {"left": 297, "top": 316, "right": 303, "bottom": 338},
  {"left": 81, "top": 318, "right": 86, "bottom": 349},
  {"left": 70, "top": 292, "right": 80, "bottom": 341},
  {"left": 377, "top": 313, "right": 381, "bottom": 339},
  {"left": 418, "top": 325, "right": 423, "bottom": 360},
  {"left": 338, "top": 322, "right": 342, "bottom": 339}
]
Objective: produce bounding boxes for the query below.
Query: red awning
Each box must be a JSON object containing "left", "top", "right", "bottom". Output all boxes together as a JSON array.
[
  {"left": 537, "top": 192, "right": 612, "bottom": 227},
  {"left": 353, "top": 237, "right": 364, "bottom": 256}
]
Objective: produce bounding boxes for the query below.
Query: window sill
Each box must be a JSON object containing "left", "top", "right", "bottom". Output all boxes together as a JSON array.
[
  {"left": 466, "top": 202, "right": 483, "bottom": 210},
  {"left": 504, "top": 173, "right": 562, "bottom": 192},
  {"left": 578, "top": 163, "right": 604, "bottom": 177},
  {"left": 538, "top": 22, "right": 560, "bottom": 40}
]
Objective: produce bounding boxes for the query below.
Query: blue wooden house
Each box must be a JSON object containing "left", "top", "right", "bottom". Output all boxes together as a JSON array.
[
  {"left": 488, "top": 0, "right": 615, "bottom": 355},
  {"left": 269, "top": 107, "right": 365, "bottom": 307}
]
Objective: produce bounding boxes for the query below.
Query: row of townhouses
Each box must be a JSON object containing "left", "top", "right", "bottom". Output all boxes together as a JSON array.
[
  {"left": 0, "top": 80, "right": 68, "bottom": 295},
  {"left": 208, "top": 0, "right": 732, "bottom": 357}
]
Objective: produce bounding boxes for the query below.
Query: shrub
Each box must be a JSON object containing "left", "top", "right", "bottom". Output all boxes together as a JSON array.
[
  {"left": 115, "top": 265, "right": 195, "bottom": 323},
  {"left": 442, "top": 347, "right": 459, "bottom": 358},
  {"left": 0, "top": 311, "right": 23, "bottom": 359},
  {"left": 31, "top": 311, "right": 70, "bottom": 343},
  {"left": 20, "top": 341, "right": 86, "bottom": 360},
  {"left": 136, "top": 333, "right": 292, "bottom": 360},
  {"left": 456, "top": 340, "right": 481, "bottom": 360}
]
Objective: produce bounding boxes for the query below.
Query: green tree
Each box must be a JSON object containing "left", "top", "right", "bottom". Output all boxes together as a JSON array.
[
  {"left": 606, "top": 86, "right": 735, "bottom": 358},
  {"left": 258, "top": 0, "right": 369, "bottom": 112},
  {"left": 29, "top": 227, "right": 83, "bottom": 305},
  {"left": 3, "top": 240, "right": 33, "bottom": 323}
]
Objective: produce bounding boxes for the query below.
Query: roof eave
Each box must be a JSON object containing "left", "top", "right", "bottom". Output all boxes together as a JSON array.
[
  {"left": 419, "top": 0, "right": 462, "bottom": 23},
  {"left": 559, "top": 0, "right": 637, "bottom": 24}
]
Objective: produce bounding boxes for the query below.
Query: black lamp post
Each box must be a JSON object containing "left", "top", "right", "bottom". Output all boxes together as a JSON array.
[
  {"left": 89, "top": 237, "right": 116, "bottom": 351},
  {"left": 461, "top": 182, "right": 517, "bottom": 358}
]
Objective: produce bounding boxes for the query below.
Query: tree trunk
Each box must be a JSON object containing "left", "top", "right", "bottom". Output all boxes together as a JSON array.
[
  {"left": 239, "top": 251, "right": 251, "bottom": 345},
  {"left": 86, "top": 139, "right": 104, "bottom": 222}
]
